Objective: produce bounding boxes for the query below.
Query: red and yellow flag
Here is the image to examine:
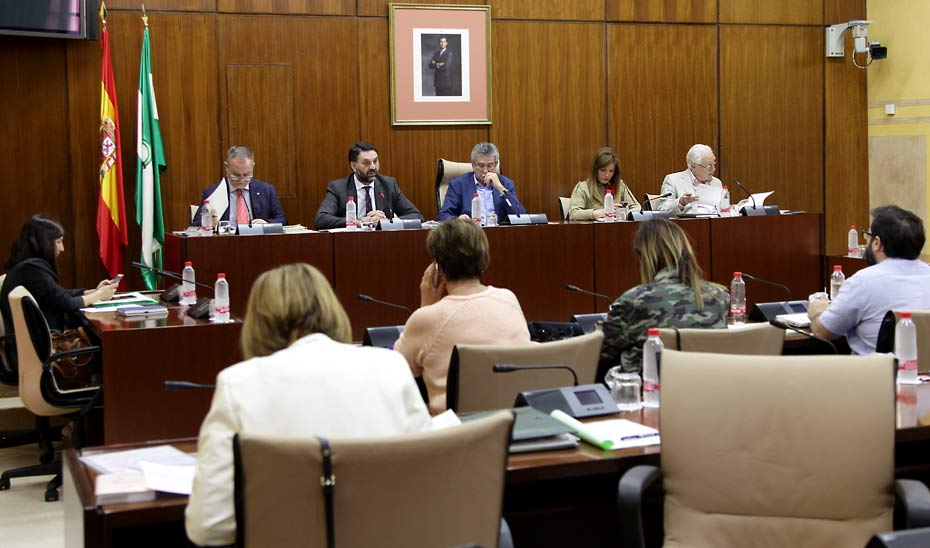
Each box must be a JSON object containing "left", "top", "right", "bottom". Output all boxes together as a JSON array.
[{"left": 97, "top": 3, "right": 127, "bottom": 278}]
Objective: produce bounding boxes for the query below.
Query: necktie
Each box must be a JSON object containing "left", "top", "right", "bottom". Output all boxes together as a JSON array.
[
  {"left": 360, "top": 186, "right": 371, "bottom": 216},
  {"left": 237, "top": 189, "right": 249, "bottom": 223}
]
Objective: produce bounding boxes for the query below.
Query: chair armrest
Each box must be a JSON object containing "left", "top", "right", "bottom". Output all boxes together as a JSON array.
[
  {"left": 867, "top": 527, "right": 930, "bottom": 548},
  {"left": 42, "top": 345, "right": 101, "bottom": 372},
  {"left": 617, "top": 465, "right": 663, "bottom": 548},
  {"left": 896, "top": 479, "right": 930, "bottom": 529},
  {"left": 499, "top": 517, "right": 514, "bottom": 548}
]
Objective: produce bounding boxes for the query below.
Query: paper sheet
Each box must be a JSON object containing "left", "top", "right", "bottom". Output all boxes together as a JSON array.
[
  {"left": 140, "top": 461, "right": 196, "bottom": 495},
  {"left": 204, "top": 178, "right": 230, "bottom": 219},
  {"left": 747, "top": 191, "right": 774, "bottom": 207},
  {"left": 695, "top": 184, "right": 722, "bottom": 206},
  {"left": 81, "top": 445, "right": 196, "bottom": 474},
  {"left": 580, "top": 419, "right": 661, "bottom": 450}
]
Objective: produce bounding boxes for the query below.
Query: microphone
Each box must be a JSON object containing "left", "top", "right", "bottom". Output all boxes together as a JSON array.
[
  {"left": 492, "top": 363, "right": 579, "bottom": 386},
  {"left": 742, "top": 273, "right": 791, "bottom": 303},
  {"left": 565, "top": 284, "right": 613, "bottom": 305},
  {"left": 357, "top": 294, "right": 412, "bottom": 315},
  {"left": 731, "top": 179, "right": 757, "bottom": 209},
  {"left": 769, "top": 319, "right": 837, "bottom": 354},
  {"left": 163, "top": 380, "right": 216, "bottom": 391},
  {"left": 131, "top": 261, "right": 214, "bottom": 291},
  {"left": 379, "top": 192, "right": 394, "bottom": 220}
]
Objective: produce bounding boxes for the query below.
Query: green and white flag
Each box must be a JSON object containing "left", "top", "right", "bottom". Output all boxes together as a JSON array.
[{"left": 135, "top": 25, "right": 166, "bottom": 290}]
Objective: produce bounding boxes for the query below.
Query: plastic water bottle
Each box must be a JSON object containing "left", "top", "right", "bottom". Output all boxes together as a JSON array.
[
  {"left": 471, "top": 193, "right": 482, "bottom": 223},
  {"left": 895, "top": 311, "right": 918, "bottom": 384},
  {"left": 847, "top": 225, "right": 859, "bottom": 257},
  {"left": 181, "top": 261, "right": 197, "bottom": 305},
  {"left": 213, "top": 273, "right": 230, "bottom": 323},
  {"left": 642, "top": 328, "right": 663, "bottom": 408},
  {"left": 720, "top": 186, "right": 731, "bottom": 216},
  {"left": 603, "top": 189, "right": 615, "bottom": 221},
  {"left": 730, "top": 272, "right": 746, "bottom": 325},
  {"left": 346, "top": 196, "right": 357, "bottom": 229},
  {"left": 830, "top": 265, "right": 845, "bottom": 301},
  {"left": 201, "top": 199, "right": 214, "bottom": 233}
]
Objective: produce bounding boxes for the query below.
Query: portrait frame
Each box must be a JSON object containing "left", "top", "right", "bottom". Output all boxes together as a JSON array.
[{"left": 389, "top": 3, "right": 492, "bottom": 126}]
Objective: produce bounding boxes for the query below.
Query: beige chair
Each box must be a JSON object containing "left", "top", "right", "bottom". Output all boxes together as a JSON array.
[
  {"left": 4, "top": 286, "right": 101, "bottom": 501},
  {"left": 435, "top": 158, "right": 500, "bottom": 212},
  {"left": 657, "top": 323, "right": 784, "bottom": 355},
  {"left": 233, "top": 410, "right": 515, "bottom": 548},
  {"left": 618, "top": 350, "right": 930, "bottom": 548},
  {"left": 642, "top": 193, "right": 665, "bottom": 212},
  {"left": 447, "top": 330, "right": 604, "bottom": 413},
  {"left": 558, "top": 197, "right": 571, "bottom": 221}
]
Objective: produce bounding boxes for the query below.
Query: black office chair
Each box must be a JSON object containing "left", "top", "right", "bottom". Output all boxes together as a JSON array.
[{"left": 866, "top": 527, "right": 930, "bottom": 547}]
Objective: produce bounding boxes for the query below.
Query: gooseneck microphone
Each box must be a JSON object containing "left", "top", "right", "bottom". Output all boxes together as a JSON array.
[
  {"left": 731, "top": 179, "right": 757, "bottom": 209},
  {"left": 163, "top": 380, "right": 216, "bottom": 391},
  {"left": 131, "top": 261, "right": 214, "bottom": 291},
  {"left": 357, "top": 294, "right": 412, "bottom": 315},
  {"left": 492, "top": 363, "right": 579, "bottom": 386},
  {"left": 565, "top": 284, "right": 613, "bottom": 305},
  {"left": 742, "top": 273, "right": 791, "bottom": 303},
  {"left": 769, "top": 319, "right": 837, "bottom": 354}
]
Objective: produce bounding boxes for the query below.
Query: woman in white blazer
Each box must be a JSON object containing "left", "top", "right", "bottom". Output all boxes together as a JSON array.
[{"left": 185, "top": 263, "right": 431, "bottom": 547}]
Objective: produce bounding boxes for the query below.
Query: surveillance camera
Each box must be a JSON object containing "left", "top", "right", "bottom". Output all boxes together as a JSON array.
[{"left": 869, "top": 42, "right": 888, "bottom": 60}]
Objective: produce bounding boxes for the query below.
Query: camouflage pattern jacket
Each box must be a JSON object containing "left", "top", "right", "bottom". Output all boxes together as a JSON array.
[{"left": 598, "top": 268, "right": 729, "bottom": 377}]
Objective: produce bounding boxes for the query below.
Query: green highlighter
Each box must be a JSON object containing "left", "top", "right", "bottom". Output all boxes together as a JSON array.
[{"left": 550, "top": 409, "right": 614, "bottom": 450}]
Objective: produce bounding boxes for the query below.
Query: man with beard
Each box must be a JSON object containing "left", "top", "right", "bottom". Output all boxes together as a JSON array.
[
  {"left": 314, "top": 141, "right": 423, "bottom": 229},
  {"left": 808, "top": 205, "right": 930, "bottom": 354}
]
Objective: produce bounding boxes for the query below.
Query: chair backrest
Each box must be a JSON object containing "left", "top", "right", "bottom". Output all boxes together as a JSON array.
[
  {"left": 234, "top": 410, "right": 514, "bottom": 548},
  {"left": 661, "top": 350, "right": 895, "bottom": 547},
  {"left": 657, "top": 323, "right": 784, "bottom": 355},
  {"left": 448, "top": 330, "right": 604, "bottom": 413},
  {"left": 435, "top": 158, "right": 499, "bottom": 212},
  {"left": 0, "top": 273, "right": 13, "bottom": 382},
  {"left": 558, "top": 197, "right": 571, "bottom": 221},
  {"left": 7, "top": 286, "right": 75, "bottom": 417},
  {"left": 642, "top": 193, "right": 669, "bottom": 212},
  {"left": 875, "top": 310, "right": 930, "bottom": 362}
]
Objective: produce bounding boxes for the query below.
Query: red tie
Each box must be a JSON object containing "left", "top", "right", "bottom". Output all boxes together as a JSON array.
[{"left": 237, "top": 189, "right": 249, "bottom": 223}]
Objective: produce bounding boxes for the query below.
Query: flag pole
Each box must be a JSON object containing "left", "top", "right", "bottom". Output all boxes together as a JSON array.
[{"left": 141, "top": 2, "right": 148, "bottom": 27}]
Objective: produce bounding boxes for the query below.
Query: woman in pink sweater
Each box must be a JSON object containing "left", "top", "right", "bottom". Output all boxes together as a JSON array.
[{"left": 394, "top": 218, "right": 531, "bottom": 414}]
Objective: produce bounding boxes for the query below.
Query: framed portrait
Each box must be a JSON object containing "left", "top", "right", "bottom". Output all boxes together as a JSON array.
[{"left": 390, "top": 4, "right": 491, "bottom": 126}]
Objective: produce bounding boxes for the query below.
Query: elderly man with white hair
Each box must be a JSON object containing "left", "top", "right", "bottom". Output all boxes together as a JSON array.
[{"left": 657, "top": 144, "right": 723, "bottom": 215}]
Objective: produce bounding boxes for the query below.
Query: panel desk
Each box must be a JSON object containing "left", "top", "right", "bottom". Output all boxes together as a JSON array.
[
  {"left": 64, "top": 382, "right": 930, "bottom": 548},
  {"left": 82, "top": 307, "right": 242, "bottom": 444}
]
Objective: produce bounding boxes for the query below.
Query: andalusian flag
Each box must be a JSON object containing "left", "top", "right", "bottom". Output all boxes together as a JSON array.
[
  {"left": 96, "top": 4, "right": 128, "bottom": 279},
  {"left": 135, "top": 24, "right": 166, "bottom": 290}
]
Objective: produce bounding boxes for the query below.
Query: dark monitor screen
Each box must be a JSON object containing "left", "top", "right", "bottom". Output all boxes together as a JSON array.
[
  {"left": 788, "top": 302, "right": 808, "bottom": 313},
  {"left": 574, "top": 389, "right": 602, "bottom": 406},
  {"left": 0, "top": 0, "right": 98, "bottom": 40}
]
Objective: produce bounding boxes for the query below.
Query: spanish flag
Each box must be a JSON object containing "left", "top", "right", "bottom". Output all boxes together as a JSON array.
[{"left": 97, "top": 3, "right": 128, "bottom": 279}]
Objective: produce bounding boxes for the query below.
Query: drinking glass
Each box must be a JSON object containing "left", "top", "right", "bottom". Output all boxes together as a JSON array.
[
  {"left": 605, "top": 366, "right": 643, "bottom": 411},
  {"left": 485, "top": 213, "right": 498, "bottom": 227},
  {"left": 217, "top": 220, "right": 233, "bottom": 235}
]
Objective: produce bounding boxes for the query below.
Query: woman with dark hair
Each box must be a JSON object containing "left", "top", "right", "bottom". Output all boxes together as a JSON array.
[
  {"left": 568, "top": 147, "right": 641, "bottom": 221},
  {"left": 0, "top": 215, "right": 117, "bottom": 364},
  {"left": 598, "top": 218, "right": 729, "bottom": 378},
  {"left": 394, "top": 218, "right": 531, "bottom": 414}
]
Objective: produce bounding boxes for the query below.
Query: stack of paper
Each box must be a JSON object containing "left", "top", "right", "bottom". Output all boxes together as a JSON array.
[
  {"left": 283, "top": 224, "right": 314, "bottom": 234},
  {"left": 82, "top": 445, "right": 197, "bottom": 504},
  {"left": 94, "top": 471, "right": 156, "bottom": 504},
  {"left": 775, "top": 312, "right": 811, "bottom": 328}
]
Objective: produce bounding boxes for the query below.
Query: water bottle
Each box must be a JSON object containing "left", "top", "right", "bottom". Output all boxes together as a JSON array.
[
  {"left": 213, "top": 273, "right": 230, "bottom": 323},
  {"left": 471, "top": 193, "right": 482, "bottom": 223},
  {"left": 201, "top": 199, "right": 214, "bottom": 233},
  {"left": 895, "top": 311, "right": 918, "bottom": 384},
  {"left": 603, "top": 189, "right": 615, "bottom": 221},
  {"left": 720, "top": 186, "right": 731, "bottom": 216},
  {"left": 847, "top": 225, "right": 859, "bottom": 257},
  {"left": 730, "top": 272, "right": 746, "bottom": 325},
  {"left": 642, "top": 328, "right": 663, "bottom": 408},
  {"left": 830, "top": 265, "right": 845, "bottom": 301},
  {"left": 346, "top": 196, "right": 357, "bottom": 229},
  {"left": 181, "top": 261, "right": 197, "bottom": 305}
]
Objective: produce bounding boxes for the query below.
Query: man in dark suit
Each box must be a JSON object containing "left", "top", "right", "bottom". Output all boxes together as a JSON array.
[
  {"left": 193, "top": 146, "right": 286, "bottom": 227},
  {"left": 428, "top": 36, "right": 454, "bottom": 96},
  {"left": 314, "top": 142, "right": 423, "bottom": 229},
  {"left": 437, "top": 142, "right": 526, "bottom": 222}
]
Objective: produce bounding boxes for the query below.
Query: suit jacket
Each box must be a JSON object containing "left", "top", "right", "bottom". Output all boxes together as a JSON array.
[
  {"left": 657, "top": 169, "right": 722, "bottom": 214},
  {"left": 429, "top": 48, "right": 453, "bottom": 92},
  {"left": 437, "top": 172, "right": 527, "bottom": 222},
  {"left": 193, "top": 179, "right": 286, "bottom": 226},
  {"left": 314, "top": 174, "right": 423, "bottom": 229}
]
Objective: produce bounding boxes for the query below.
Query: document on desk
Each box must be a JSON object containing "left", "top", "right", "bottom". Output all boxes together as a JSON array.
[
  {"left": 139, "top": 460, "right": 196, "bottom": 495},
  {"left": 81, "top": 445, "right": 196, "bottom": 474},
  {"left": 82, "top": 292, "right": 160, "bottom": 313},
  {"left": 581, "top": 419, "right": 660, "bottom": 450},
  {"left": 695, "top": 184, "right": 722, "bottom": 206}
]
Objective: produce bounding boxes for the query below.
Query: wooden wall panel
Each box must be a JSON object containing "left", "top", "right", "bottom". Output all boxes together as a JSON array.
[
  {"left": 825, "top": 0, "right": 866, "bottom": 22},
  {"left": 720, "top": 26, "right": 823, "bottom": 213},
  {"left": 608, "top": 0, "right": 717, "bottom": 23},
  {"left": 357, "top": 19, "right": 488, "bottom": 221},
  {"left": 217, "top": 0, "right": 352, "bottom": 15},
  {"left": 608, "top": 24, "right": 718, "bottom": 200},
  {"left": 720, "top": 0, "right": 822, "bottom": 25},
  {"left": 491, "top": 21, "right": 606, "bottom": 220},
  {"left": 359, "top": 0, "right": 484, "bottom": 18},
  {"left": 217, "top": 15, "right": 360, "bottom": 228},
  {"left": 106, "top": 0, "right": 215, "bottom": 11},
  {"left": 490, "top": 0, "right": 603, "bottom": 21},
  {"left": 0, "top": 38, "right": 75, "bottom": 286}
]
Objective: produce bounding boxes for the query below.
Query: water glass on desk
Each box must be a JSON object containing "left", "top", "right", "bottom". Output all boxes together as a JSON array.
[
  {"left": 605, "top": 367, "right": 642, "bottom": 411},
  {"left": 217, "top": 221, "right": 233, "bottom": 235}
]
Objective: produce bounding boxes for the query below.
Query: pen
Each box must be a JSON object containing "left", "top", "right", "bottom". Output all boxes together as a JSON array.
[{"left": 620, "top": 433, "right": 659, "bottom": 441}]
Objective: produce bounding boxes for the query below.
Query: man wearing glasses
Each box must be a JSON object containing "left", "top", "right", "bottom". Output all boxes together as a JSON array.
[
  {"left": 657, "top": 143, "right": 723, "bottom": 215},
  {"left": 437, "top": 142, "right": 526, "bottom": 222},
  {"left": 314, "top": 141, "right": 423, "bottom": 230},
  {"left": 193, "top": 146, "right": 286, "bottom": 227},
  {"left": 809, "top": 205, "right": 930, "bottom": 354}
]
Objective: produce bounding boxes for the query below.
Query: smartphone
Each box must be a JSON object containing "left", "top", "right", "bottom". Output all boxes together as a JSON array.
[
  {"left": 110, "top": 274, "right": 124, "bottom": 285},
  {"left": 432, "top": 263, "right": 440, "bottom": 287}
]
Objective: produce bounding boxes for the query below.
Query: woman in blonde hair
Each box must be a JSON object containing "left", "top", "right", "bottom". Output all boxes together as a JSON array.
[
  {"left": 598, "top": 218, "right": 729, "bottom": 378},
  {"left": 568, "top": 147, "right": 641, "bottom": 221},
  {"left": 186, "top": 263, "right": 431, "bottom": 547}
]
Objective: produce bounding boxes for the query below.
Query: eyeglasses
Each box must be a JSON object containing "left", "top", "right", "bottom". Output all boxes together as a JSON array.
[
  {"left": 862, "top": 229, "right": 873, "bottom": 240},
  {"left": 473, "top": 161, "right": 498, "bottom": 170},
  {"left": 695, "top": 162, "right": 716, "bottom": 170},
  {"left": 227, "top": 174, "right": 253, "bottom": 181}
]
